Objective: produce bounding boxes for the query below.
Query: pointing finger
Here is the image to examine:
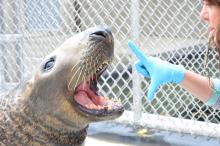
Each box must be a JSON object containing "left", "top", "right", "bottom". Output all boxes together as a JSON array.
[{"left": 128, "top": 40, "right": 150, "bottom": 64}]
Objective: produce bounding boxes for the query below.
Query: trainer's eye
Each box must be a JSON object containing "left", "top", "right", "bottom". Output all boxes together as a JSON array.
[{"left": 42, "top": 57, "right": 55, "bottom": 71}]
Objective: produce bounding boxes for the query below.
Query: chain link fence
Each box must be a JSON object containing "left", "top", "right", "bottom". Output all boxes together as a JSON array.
[{"left": 1, "top": 0, "right": 220, "bottom": 138}]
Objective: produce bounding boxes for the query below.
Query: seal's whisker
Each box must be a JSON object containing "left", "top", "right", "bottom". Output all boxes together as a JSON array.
[
  {"left": 92, "top": 57, "right": 96, "bottom": 81},
  {"left": 91, "top": 58, "right": 98, "bottom": 79},
  {"left": 73, "top": 66, "right": 84, "bottom": 91},
  {"left": 69, "top": 64, "right": 81, "bottom": 83},
  {"left": 82, "top": 74, "right": 86, "bottom": 90},
  {"left": 83, "top": 61, "right": 89, "bottom": 90},
  {"left": 73, "top": 71, "right": 82, "bottom": 89},
  {"left": 70, "top": 60, "right": 81, "bottom": 72},
  {"left": 95, "top": 57, "right": 99, "bottom": 81},
  {"left": 68, "top": 62, "right": 84, "bottom": 90},
  {"left": 88, "top": 57, "right": 93, "bottom": 87},
  {"left": 68, "top": 62, "right": 84, "bottom": 89}
]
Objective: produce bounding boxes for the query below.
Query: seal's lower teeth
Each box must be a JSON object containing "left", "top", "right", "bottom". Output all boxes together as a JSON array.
[{"left": 96, "top": 67, "right": 103, "bottom": 73}]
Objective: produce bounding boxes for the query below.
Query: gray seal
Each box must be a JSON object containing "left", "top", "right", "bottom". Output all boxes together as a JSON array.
[{"left": 0, "top": 26, "right": 124, "bottom": 146}]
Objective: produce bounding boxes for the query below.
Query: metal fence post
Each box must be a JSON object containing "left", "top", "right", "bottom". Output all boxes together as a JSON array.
[{"left": 131, "top": 0, "right": 142, "bottom": 122}]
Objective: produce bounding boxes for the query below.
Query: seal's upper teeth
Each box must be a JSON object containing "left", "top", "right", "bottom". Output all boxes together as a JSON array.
[{"left": 96, "top": 62, "right": 108, "bottom": 73}]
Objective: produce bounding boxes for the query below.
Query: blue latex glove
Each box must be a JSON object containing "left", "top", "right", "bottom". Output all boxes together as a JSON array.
[{"left": 128, "top": 40, "right": 185, "bottom": 102}]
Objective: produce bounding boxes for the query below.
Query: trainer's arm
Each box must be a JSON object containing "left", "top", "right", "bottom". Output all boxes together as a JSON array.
[{"left": 180, "top": 70, "right": 220, "bottom": 109}]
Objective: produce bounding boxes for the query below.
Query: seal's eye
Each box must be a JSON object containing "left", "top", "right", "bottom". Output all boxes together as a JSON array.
[{"left": 42, "top": 57, "right": 55, "bottom": 71}]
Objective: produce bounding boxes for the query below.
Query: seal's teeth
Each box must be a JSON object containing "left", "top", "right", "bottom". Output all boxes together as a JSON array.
[
  {"left": 90, "top": 104, "right": 97, "bottom": 109},
  {"left": 99, "top": 64, "right": 103, "bottom": 70},
  {"left": 97, "top": 67, "right": 101, "bottom": 72},
  {"left": 107, "top": 105, "right": 112, "bottom": 110},
  {"left": 96, "top": 61, "right": 109, "bottom": 73},
  {"left": 97, "top": 105, "right": 104, "bottom": 110},
  {"left": 104, "top": 105, "right": 111, "bottom": 110}
]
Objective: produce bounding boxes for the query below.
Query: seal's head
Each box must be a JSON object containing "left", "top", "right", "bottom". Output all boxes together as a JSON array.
[{"left": 25, "top": 26, "right": 124, "bottom": 132}]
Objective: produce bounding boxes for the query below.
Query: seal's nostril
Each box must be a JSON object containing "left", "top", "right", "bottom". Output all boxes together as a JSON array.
[
  {"left": 91, "top": 31, "right": 107, "bottom": 38},
  {"left": 90, "top": 28, "right": 114, "bottom": 46}
]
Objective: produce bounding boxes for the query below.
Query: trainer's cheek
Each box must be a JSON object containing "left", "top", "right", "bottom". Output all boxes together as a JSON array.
[{"left": 216, "top": 30, "right": 220, "bottom": 49}]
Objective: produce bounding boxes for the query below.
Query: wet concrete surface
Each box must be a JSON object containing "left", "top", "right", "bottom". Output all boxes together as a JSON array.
[{"left": 86, "top": 122, "right": 220, "bottom": 146}]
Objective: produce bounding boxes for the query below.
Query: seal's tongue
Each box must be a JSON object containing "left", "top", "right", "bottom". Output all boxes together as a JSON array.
[{"left": 74, "top": 82, "right": 109, "bottom": 109}]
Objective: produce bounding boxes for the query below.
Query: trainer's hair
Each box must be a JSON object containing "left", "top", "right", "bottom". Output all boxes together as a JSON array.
[
  {"left": 204, "top": 0, "right": 220, "bottom": 69},
  {"left": 204, "top": 0, "right": 220, "bottom": 5},
  {"left": 216, "top": 19, "right": 220, "bottom": 69}
]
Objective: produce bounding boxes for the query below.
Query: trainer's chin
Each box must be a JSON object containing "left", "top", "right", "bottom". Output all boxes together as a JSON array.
[{"left": 209, "top": 31, "right": 218, "bottom": 48}]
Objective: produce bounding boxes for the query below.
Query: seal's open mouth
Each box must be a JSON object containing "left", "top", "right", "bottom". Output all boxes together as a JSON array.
[{"left": 73, "top": 64, "right": 124, "bottom": 117}]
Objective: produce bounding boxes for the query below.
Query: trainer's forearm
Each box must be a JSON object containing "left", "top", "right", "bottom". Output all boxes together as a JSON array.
[{"left": 180, "top": 70, "right": 213, "bottom": 102}]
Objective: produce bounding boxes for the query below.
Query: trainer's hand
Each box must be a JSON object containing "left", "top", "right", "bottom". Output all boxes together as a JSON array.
[{"left": 128, "top": 40, "right": 185, "bottom": 102}]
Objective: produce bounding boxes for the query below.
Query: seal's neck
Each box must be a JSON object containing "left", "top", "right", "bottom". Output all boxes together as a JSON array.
[{"left": 2, "top": 103, "right": 88, "bottom": 146}]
